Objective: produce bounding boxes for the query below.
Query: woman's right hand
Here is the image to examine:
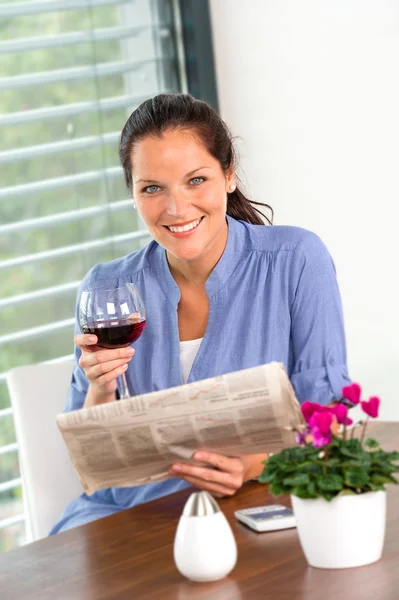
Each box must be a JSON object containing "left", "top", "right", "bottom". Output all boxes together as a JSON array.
[{"left": 74, "top": 334, "right": 135, "bottom": 407}]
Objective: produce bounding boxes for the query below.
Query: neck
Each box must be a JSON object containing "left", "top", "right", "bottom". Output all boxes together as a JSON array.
[{"left": 167, "top": 220, "right": 228, "bottom": 286}]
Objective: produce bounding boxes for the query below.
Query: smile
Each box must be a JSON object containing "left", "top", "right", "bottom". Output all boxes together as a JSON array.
[{"left": 165, "top": 217, "right": 204, "bottom": 234}]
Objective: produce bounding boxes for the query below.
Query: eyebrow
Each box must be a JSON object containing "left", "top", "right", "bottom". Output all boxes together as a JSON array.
[{"left": 136, "top": 166, "right": 212, "bottom": 185}]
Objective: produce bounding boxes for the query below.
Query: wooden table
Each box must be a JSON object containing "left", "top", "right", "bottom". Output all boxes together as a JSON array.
[{"left": 0, "top": 422, "right": 398, "bottom": 600}]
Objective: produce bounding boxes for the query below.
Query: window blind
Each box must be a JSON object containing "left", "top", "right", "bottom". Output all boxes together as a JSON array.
[{"left": 0, "top": 0, "right": 185, "bottom": 552}]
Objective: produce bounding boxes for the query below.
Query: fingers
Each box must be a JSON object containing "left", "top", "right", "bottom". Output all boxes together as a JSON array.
[
  {"left": 168, "top": 454, "right": 245, "bottom": 497},
  {"left": 170, "top": 473, "right": 236, "bottom": 497},
  {"left": 82, "top": 346, "right": 134, "bottom": 366},
  {"left": 79, "top": 350, "right": 134, "bottom": 381},
  {"left": 74, "top": 333, "right": 98, "bottom": 350},
  {"left": 90, "top": 361, "right": 130, "bottom": 386},
  {"left": 169, "top": 463, "right": 239, "bottom": 488},
  {"left": 76, "top": 334, "right": 135, "bottom": 401},
  {"left": 192, "top": 451, "right": 244, "bottom": 476},
  {"left": 89, "top": 357, "right": 133, "bottom": 378}
]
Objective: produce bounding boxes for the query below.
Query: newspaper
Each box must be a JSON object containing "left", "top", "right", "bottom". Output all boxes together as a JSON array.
[{"left": 56, "top": 362, "right": 304, "bottom": 495}]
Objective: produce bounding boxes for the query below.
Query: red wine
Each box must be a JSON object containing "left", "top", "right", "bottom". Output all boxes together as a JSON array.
[{"left": 82, "top": 319, "right": 146, "bottom": 348}]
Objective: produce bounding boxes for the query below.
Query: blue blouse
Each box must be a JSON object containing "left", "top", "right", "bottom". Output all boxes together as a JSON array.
[{"left": 50, "top": 216, "right": 350, "bottom": 534}]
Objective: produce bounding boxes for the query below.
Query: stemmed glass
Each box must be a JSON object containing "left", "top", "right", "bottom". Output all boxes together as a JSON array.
[{"left": 79, "top": 283, "right": 146, "bottom": 399}]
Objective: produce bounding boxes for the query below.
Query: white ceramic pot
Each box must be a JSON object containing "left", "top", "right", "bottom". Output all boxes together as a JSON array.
[
  {"left": 174, "top": 491, "right": 237, "bottom": 582},
  {"left": 291, "top": 490, "right": 386, "bottom": 569}
]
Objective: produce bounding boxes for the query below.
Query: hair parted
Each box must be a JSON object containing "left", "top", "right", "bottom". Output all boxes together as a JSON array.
[{"left": 119, "top": 93, "right": 273, "bottom": 226}]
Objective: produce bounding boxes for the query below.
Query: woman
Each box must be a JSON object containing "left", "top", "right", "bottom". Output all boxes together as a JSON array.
[{"left": 50, "top": 94, "right": 350, "bottom": 534}]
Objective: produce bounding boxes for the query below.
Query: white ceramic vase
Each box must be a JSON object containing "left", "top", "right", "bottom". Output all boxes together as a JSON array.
[
  {"left": 291, "top": 490, "right": 386, "bottom": 569},
  {"left": 174, "top": 491, "right": 237, "bottom": 582}
]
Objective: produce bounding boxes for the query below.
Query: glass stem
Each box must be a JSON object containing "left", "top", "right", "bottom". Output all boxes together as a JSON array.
[{"left": 118, "top": 372, "right": 130, "bottom": 399}]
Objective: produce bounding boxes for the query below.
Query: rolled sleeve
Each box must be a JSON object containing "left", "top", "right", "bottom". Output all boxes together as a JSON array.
[
  {"left": 291, "top": 363, "right": 351, "bottom": 406},
  {"left": 289, "top": 232, "right": 351, "bottom": 405}
]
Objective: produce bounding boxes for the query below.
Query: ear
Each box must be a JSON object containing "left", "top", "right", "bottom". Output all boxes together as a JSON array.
[{"left": 225, "top": 169, "right": 236, "bottom": 192}]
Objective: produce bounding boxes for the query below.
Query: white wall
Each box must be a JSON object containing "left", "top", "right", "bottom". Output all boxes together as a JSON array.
[{"left": 210, "top": 0, "right": 399, "bottom": 419}]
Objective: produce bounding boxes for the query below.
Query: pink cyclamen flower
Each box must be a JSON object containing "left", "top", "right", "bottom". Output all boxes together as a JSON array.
[
  {"left": 361, "top": 396, "right": 380, "bottom": 419},
  {"left": 331, "top": 403, "right": 353, "bottom": 426},
  {"left": 301, "top": 401, "right": 329, "bottom": 423},
  {"left": 311, "top": 427, "right": 332, "bottom": 448},
  {"left": 302, "top": 402, "right": 353, "bottom": 427},
  {"left": 309, "top": 411, "right": 333, "bottom": 434},
  {"left": 295, "top": 432, "right": 308, "bottom": 446},
  {"left": 342, "top": 383, "right": 361, "bottom": 405},
  {"left": 309, "top": 411, "right": 333, "bottom": 448}
]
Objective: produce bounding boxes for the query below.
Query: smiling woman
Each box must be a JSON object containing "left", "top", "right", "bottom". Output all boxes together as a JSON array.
[{"left": 49, "top": 93, "right": 351, "bottom": 535}]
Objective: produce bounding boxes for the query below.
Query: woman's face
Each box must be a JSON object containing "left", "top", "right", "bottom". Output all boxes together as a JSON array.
[{"left": 131, "top": 129, "right": 235, "bottom": 265}]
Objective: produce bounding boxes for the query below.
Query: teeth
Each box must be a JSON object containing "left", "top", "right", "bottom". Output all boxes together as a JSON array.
[{"left": 168, "top": 218, "right": 201, "bottom": 233}]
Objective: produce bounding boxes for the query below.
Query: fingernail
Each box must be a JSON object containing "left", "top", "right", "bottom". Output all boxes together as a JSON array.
[
  {"left": 194, "top": 452, "right": 205, "bottom": 461},
  {"left": 172, "top": 464, "right": 181, "bottom": 472},
  {"left": 88, "top": 336, "right": 97, "bottom": 342},
  {"left": 122, "top": 364, "right": 128, "bottom": 371},
  {"left": 126, "top": 348, "right": 134, "bottom": 355}
]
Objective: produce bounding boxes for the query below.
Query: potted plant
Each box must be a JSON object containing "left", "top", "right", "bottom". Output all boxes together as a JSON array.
[{"left": 259, "top": 383, "right": 399, "bottom": 569}]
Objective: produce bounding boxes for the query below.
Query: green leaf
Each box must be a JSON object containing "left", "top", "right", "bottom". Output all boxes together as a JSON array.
[
  {"left": 365, "top": 438, "right": 380, "bottom": 449},
  {"left": 339, "top": 439, "right": 363, "bottom": 458},
  {"left": 325, "top": 458, "right": 341, "bottom": 468},
  {"left": 340, "top": 447, "right": 362, "bottom": 459},
  {"left": 319, "top": 491, "right": 336, "bottom": 501},
  {"left": 336, "top": 489, "right": 357, "bottom": 496},
  {"left": 307, "top": 480, "right": 318, "bottom": 498},
  {"left": 300, "top": 462, "right": 323, "bottom": 475},
  {"left": 262, "top": 460, "right": 279, "bottom": 472},
  {"left": 344, "top": 468, "right": 369, "bottom": 488},
  {"left": 359, "top": 453, "right": 372, "bottom": 467},
  {"left": 258, "top": 471, "right": 274, "bottom": 484},
  {"left": 269, "top": 482, "right": 283, "bottom": 496},
  {"left": 283, "top": 473, "right": 309, "bottom": 486},
  {"left": 379, "top": 464, "right": 399, "bottom": 475},
  {"left": 317, "top": 474, "right": 344, "bottom": 491},
  {"left": 283, "top": 473, "right": 310, "bottom": 486},
  {"left": 276, "top": 462, "right": 290, "bottom": 472},
  {"left": 368, "top": 482, "right": 385, "bottom": 491},
  {"left": 343, "top": 438, "right": 363, "bottom": 451},
  {"left": 340, "top": 460, "right": 362, "bottom": 469},
  {"left": 270, "top": 482, "right": 291, "bottom": 496},
  {"left": 293, "top": 485, "right": 315, "bottom": 499},
  {"left": 371, "top": 474, "right": 398, "bottom": 485}
]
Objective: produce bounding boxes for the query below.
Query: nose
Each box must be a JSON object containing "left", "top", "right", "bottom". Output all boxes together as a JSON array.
[{"left": 165, "top": 191, "right": 191, "bottom": 218}]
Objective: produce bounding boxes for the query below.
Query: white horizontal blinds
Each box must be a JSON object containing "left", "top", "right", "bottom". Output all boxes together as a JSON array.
[{"left": 0, "top": 0, "right": 183, "bottom": 550}]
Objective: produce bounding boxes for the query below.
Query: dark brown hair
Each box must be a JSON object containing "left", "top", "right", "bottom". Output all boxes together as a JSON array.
[{"left": 119, "top": 94, "right": 273, "bottom": 225}]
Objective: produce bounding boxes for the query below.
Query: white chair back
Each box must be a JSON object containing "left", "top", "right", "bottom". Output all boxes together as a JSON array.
[{"left": 7, "top": 360, "right": 83, "bottom": 541}]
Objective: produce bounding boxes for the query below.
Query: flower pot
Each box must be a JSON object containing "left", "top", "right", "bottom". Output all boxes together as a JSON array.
[{"left": 291, "top": 490, "right": 386, "bottom": 569}]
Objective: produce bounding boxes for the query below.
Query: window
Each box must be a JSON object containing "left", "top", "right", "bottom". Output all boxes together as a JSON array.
[{"left": 0, "top": 0, "right": 216, "bottom": 553}]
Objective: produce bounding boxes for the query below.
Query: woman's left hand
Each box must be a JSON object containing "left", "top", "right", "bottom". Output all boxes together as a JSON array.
[{"left": 168, "top": 451, "right": 245, "bottom": 497}]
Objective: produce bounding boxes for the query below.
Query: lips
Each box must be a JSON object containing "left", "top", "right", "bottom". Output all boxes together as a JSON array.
[{"left": 164, "top": 217, "right": 204, "bottom": 234}]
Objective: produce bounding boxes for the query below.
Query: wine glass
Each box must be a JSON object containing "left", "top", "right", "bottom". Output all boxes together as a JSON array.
[{"left": 79, "top": 283, "right": 146, "bottom": 399}]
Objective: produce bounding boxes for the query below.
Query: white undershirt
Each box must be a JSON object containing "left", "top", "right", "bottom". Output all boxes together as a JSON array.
[{"left": 179, "top": 338, "right": 203, "bottom": 384}]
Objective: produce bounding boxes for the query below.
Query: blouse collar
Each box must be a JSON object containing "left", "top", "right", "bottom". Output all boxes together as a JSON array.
[{"left": 152, "top": 215, "right": 247, "bottom": 308}]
